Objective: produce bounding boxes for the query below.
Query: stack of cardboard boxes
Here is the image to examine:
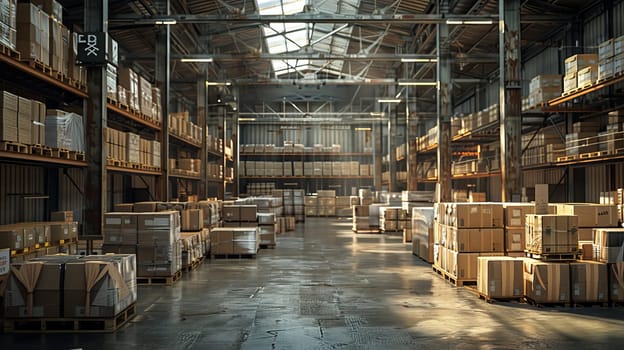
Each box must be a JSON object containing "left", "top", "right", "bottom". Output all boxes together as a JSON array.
[
  {"left": 0, "top": 220, "right": 79, "bottom": 262},
  {"left": 434, "top": 203, "right": 505, "bottom": 284},
  {"left": 105, "top": 127, "right": 161, "bottom": 168},
  {"left": 379, "top": 207, "right": 408, "bottom": 233},
  {"left": 211, "top": 205, "right": 259, "bottom": 257},
  {"left": 411, "top": 207, "right": 435, "bottom": 262},
  {"left": 563, "top": 53, "right": 598, "bottom": 93},
  {"left": 44, "top": 109, "right": 84, "bottom": 152},
  {"left": 257, "top": 213, "right": 277, "bottom": 247},
  {"left": 352, "top": 205, "right": 372, "bottom": 232},
  {"left": 0, "top": 0, "right": 16, "bottom": 50},
  {"left": 168, "top": 112, "right": 203, "bottom": 145},
  {"left": 503, "top": 203, "right": 535, "bottom": 257},
  {"left": 4, "top": 254, "right": 137, "bottom": 320},
  {"left": 180, "top": 208, "right": 207, "bottom": 270},
  {"left": 317, "top": 190, "right": 336, "bottom": 217},
  {"left": 526, "top": 75, "right": 562, "bottom": 109}
]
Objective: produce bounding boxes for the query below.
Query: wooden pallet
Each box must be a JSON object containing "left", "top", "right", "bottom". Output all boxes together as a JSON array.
[
  {"left": 0, "top": 42, "right": 20, "bottom": 60},
  {"left": 51, "top": 147, "right": 71, "bottom": 159},
  {"left": 524, "top": 297, "right": 571, "bottom": 308},
  {"left": 211, "top": 253, "right": 257, "bottom": 259},
  {"left": 597, "top": 75, "right": 615, "bottom": 84},
  {"left": 30, "top": 144, "right": 53, "bottom": 157},
  {"left": 21, "top": 58, "right": 53, "bottom": 75},
  {"left": 183, "top": 257, "right": 204, "bottom": 272},
  {"left": 525, "top": 251, "right": 579, "bottom": 261},
  {"left": 432, "top": 265, "right": 477, "bottom": 287},
  {"left": 478, "top": 293, "right": 523, "bottom": 304},
  {"left": 3, "top": 303, "right": 136, "bottom": 333},
  {"left": 70, "top": 151, "right": 86, "bottom": 161},
  {"left": 137, "top": 270, "right": 182, "bottom": 285},
  {"left": 556, "top": 155, "right": 577, "bottom": 162},
  {"left": 10, "top": 247, "right": 31, "bottom": 256},
  {"left": 1, "top": 141, "right": 29, "bottom": 153}
]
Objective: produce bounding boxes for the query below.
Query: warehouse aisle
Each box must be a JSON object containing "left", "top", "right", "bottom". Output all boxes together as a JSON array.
[{"left": 2, "top": 217, "right": 624, "bottom": 349}]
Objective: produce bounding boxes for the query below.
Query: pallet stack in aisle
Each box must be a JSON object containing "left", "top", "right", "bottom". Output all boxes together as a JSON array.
[
  {"left": 3, "top": 253, "right": 137, "bottom": 332},
  {"left": 258, "top": 213, "right": 277, "bottom": 248},
  {"left": 411, "top": 207, "right": 434, "bottom": 262},
  {"left": 335, "top": 196, "right": 352, "bottom": 217},
  {"left": 180, "top": 208, "right": 207, "bottom": 271},
  {"left": 304, "top": 195, "right": 318, "bottom": 217},
  {"left": 556, "top": 203, "right": 619, "bottom": 251},
  {"left": 379, "top": 207, "right": 408, "bottom": 233},
  {"left": 503, "top": 203, "right": 535, "bottom": 257},
  {"left": 352, "top": 205, "right": 377, "bottom": 233},
  {"left": 433, "top": 202, "right": 505, "bottom": 286},
  {"left": 102, "top": 211, "right": 182, "bottom": 285},
  {"left": 317, "top": 190, "right": 336, "bottom": 217}
]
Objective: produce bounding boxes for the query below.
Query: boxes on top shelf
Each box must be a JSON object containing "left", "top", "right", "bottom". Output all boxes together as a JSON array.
[
  {"left": 32, "top": 0, "right": 62, "bottom": 21},
  {"left": 564, "top": 54, "right": 598, "bottom": 74},
  {"left": 16, "top": 2, "right": 49, "bottom": 65},
  {"left": 563, "top": 72, "right": 577, "bottom": 92},
  {"left": 615, "top": 53, "right": 624, "bottom": 75},
  {"left": 529, "top": 74, "right": 562, "bottom": 93},
  {"left": 598, "top": 38, "right": 614, "bottom": 61},
  {"left": 577, "top": 66, "right": 598, "bottom": 88},
  {"left": 598, "top": 58, "right": 614, "bottom": 81}
]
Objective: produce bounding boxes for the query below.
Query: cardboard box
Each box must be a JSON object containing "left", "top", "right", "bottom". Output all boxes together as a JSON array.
[
  {"left": 51, "top": 210, "right": 73, "bottom": 222},
  {"left": 181, "top": 209, "right": 203, "bottom": 231},
  {"left": 133, "top": 201, "right": 159, "bottom": 212},
  {"left": 555, "top": 204, "right": 619, "bottom": 228},
  {"left": 451, "top": 203, "right": 503, "bottom": 228},
  {"left": 609, "top": 262, "right": 624, "bottom": 302},
  {"left": 210, "top": 228, "right": 233, "bottom": 255},
  {"left": 49, "top": 222, "right": 78, "bottom": 242},
  {"left": 222, "top": 205, "right": 239, "bottom": 221},
  {"left": 239, "top": 205, "right": 257, "bottom": 221},
  {"left": 452, "top": 227, "right": 504, "bottom": 253},
  {"left": 505, "top": 227, "right": 525, "bottom": 253},
  {"left": 525, "top": 215, "right": 578, "bottom": 255},
  {"left": 565, "top": 54, "right": 598, "bottom": 74},
  {"left": 503, "top": 203, "right": 535, "bottom": 227},
  {"left": 477, "top": 257, "right": 524, "bottom": 299},
  {"left": 523, "top": 259, "right": 570, "bottom": 303},
  {"left": 569, "top": 261, "right": 608, "bottom": 303},
  {"left": 114, "top": 203, "right": 134, "bottom": 212},
  {"left": 593, "top": 228, "right": 624, "bottom": 263},
  {"left": 0, "top": 228, "right": 23, "bottom": 250}
]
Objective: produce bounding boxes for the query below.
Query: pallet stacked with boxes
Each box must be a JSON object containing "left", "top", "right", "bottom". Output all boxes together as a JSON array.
[
  {"left": 317, "top": 190, "right": 336, "bottom": 217},
  {"left": 102, "top": 211, "right": 182, "bottom": 285},
  {"left": 352, "top": 205, "right": 376, "bottom": 233},
  {"left": 556, "top": 203, "right": 619, "bottom": 257},
  {"left": 304, "top": 195, "right": 318, "bottom": 217},
  {"left": 503, "top": 203, "right": 535, "bottom": 257},
  {"left": 257, "top": 213, "right": 277, "bottom": 248},
  {"left": 411, "top": 207, "right": 435, "bottom": 262},
  {"left": 524, "top": 75, "right": 562, "bottom": 110},
  {"left": 3, "top": 253, "right": 138, "bottom": 332},
  {"left": 105, "top": 128, "right": 160, "bottom": 168},
  {"left": 168, "top": 112, "right": 203, "bottom": 145},
  {"left": 563, "top": 53, "right": 598, "bottom": 94},
  {"left": 379, "top": 207, "right": 408, "bottom": 233},
  {"left": 433, "top": 202, "right": 505, "bottom": 286},
  {"left": 179, "top": 208, "right": 207, "bottom": 271}
]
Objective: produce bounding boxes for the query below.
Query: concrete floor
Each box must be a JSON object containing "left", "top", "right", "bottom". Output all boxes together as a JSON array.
[{"left": 2, "top": 217, "right": 624, "bottom": 349}]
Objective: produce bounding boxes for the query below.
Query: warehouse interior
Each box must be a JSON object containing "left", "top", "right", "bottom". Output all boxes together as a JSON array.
[{"left": 1, "top": 0, "right": 624, "bottom": 348}]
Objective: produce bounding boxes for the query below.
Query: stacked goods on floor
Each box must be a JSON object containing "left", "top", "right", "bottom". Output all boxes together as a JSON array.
[
  {"left": 3, "top": 254, "right": 137, "bottom": 332},
  {"left": 335, "top": 196, "right": 352, "bottom": 217},
  {"left": 358, "top": 189, "right": 374, "bottom": 206},
  {"left": 257, "top": 213, "right": 277, "bottom": 248},
  {"left": 222, "top": 205, "right": 257, "bottom": 228},
  {"left": 503, "top": 203, "right": 535, "bottom": 257},
  {"left": 411, "top": 207, "right": 435, "bottom": 262},
  {"left": 304, "top": 195, "right": 318, "bottom": 217},
  {"left": 352, "top": 205, "right": 376, "bottom": 233},
  {"left": 525, "top": 214, "right": 579, "bottom": 259},
  {"left": 317, "top": 190, "right": 336, "bottom": 217},
  {"left": 379, "top": 207, "right": 408, "bottom": 233},
  {"left": 401, "top": 191, "right": 434, "bottom": 243},
  {"left": 211, "top": 226, "right": 259, "bottom": 258},
  {"left": 0, "top": 220, "right": 79, "bottom": 262},
  {"left": 180, "top": 208, "right": 208, "bottom": 271},
  {"left": 555, "top": 203, "right": 619, "bottom": 257},
  {"left": 433, "top": 202, "right": 505, "bottom": 285},
  {"left": 102, "top": 211, "right": 181, "bottom": 284},
  {"left": 477, "top": 256, "right": 524, "bottom": 301},
  {"left": 272, "top": 189, "right": 304, "bottom": 223}
]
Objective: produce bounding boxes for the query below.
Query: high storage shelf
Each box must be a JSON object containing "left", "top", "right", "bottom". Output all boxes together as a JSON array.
[{"left": 1, "top": 44, "right": 166, "bottom": 177}]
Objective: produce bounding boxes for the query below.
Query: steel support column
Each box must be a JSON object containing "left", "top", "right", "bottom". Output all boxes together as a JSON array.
[
  {"left": 83, "top": 0, "right": 107, "bottom": 238},
  {"left": 155, "top": 1, "right": 171, "bottom": 200},
  {"left": 437, "top": 0, "right": 452, "bottom": 203},
  {"left": 499, "top": 0, "right": 522, "bottom": 202},
  {"left": 197, "top": 75, "right": 207, "bottom": 198}
]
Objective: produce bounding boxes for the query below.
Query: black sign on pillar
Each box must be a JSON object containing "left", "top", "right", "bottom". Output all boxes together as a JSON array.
[{"left": 76, "top": 32, "right": 106, "bottom": 65}]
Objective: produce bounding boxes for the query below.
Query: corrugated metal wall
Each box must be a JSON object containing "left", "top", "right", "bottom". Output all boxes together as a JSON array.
[
  {"left": 583, "top": 10, "right": 608, "bottom": 49},
  {"left": 0, "top": 164, "right": 45, "bottom": 224},
  {"left": 523, "top": 168, "right": 565, "bottom": 187},
  {"left": 522, "top": 48, "right": 561, "bottom": 95},
  {"left": 58, "top": 168, "right": 85, "bottom": 225},
  {"left": 616, "top": 0, "right": 624, "bottom": 36},
  {"left": 489, "top": 175, "right": 502, "bottom": 202},
  {"left": 584, "top": 165, "right": 609, "bottom": 203}
]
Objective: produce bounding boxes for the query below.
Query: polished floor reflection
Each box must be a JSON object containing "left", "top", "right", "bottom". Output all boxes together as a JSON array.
[{"left": 2, "top": 217, "right": 624, "bottom": 349}]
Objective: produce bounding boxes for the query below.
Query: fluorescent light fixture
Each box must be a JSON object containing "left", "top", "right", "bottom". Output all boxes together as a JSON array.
[
  {"left": 155, "top": 19, "right": 177, "bottom": 25},
  {"left": 238, "top": 118, "right": 256, "bottom": 121},
  {"left": 181, "top": 57, "right": 213, "bottom": 63},
  {"left": 355, "top": 127, "right": 372, "bottom": 131},
  {"left": 401, "top": 58, "right": 437, "bottom": 63},
  {"left": 446, "top": 19, "right": 493, "bottom": 25},
  {"left": 369, "top": 112, "right": 385, "bottom": 117},
  {"left": 464, "top": 20, "right": 493, "bottom": 25},
  {"left": 205, "top": 81, "right": 230, "bottom": 86},
  {"left": 398, "top": 81, "right": 438, "bottom": 86},
  {"left": 378, "top": 99, "right": 402, "bottom": 103}
]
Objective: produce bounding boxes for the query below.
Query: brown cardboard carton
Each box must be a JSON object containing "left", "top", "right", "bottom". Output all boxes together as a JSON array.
[
  {"left": 51, "top": 210, "right": 73, "bottom": 222},
  {"left": 353, "top": 205, "right": 369, "bottom": 217},
  {"left": 210, "top": 228, "right": 233, "bottom": 255},
  {"left": 102, "top": 244, "right": 137, "bottom": 255},
  {"left": 239, "top": 205, "right": 257, "bottom": 222},
  {"left": 222, "top": 205, "right": 239, "bottom": 222},
  {"left": 503, "top": 203, "right": 535, "bottom": 227},
  {"left": 569, "top": 261, "right": 608, "bottom": 303},
  {"left": 181, "top": 209, "right": 203, "bottom": 231},
  {"left": 452, "top": 203, "right": 503, "bottom": 228},
  {"left": 0, "top": 228, "right": 24, "bottom": 250},
  {"left": 477, "top": 257, "right": 524, "bottom": 299},
  {"left": 555, "top": 204, "right": 619, "bottom": 228},
  {"left": 525, "top": 215, "right": 578, "bottom": 255},
  {"left": 593, "top": 228, "right": 624, "bottom": 263},
  {"left": 523, "top": 259, "right": 570, "bottom": 303},
  {"left": 505, "top": 227, "right": 525, "bottom": 252},
  {"left": 609, "top": 262, "right": 624, "bottom": 303}
]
